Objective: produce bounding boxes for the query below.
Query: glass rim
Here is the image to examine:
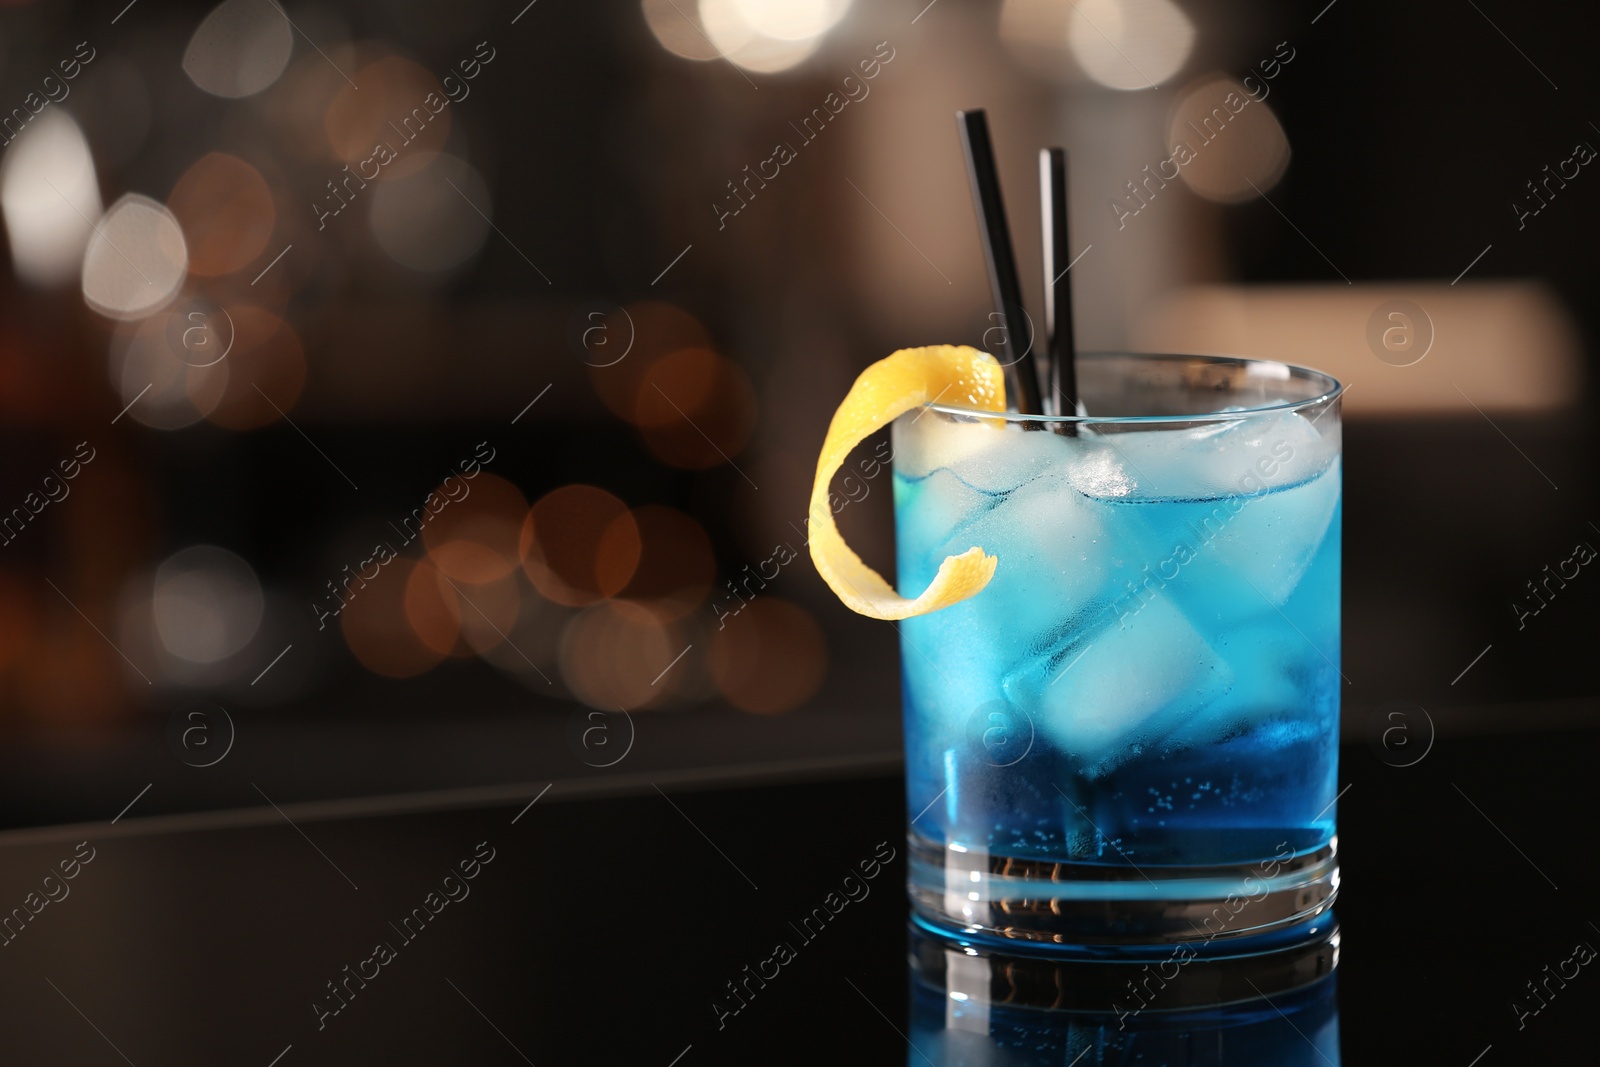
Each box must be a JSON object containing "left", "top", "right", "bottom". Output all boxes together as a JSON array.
[{"left": 925, "top": 351, "right": 1345, "bottom": 426}]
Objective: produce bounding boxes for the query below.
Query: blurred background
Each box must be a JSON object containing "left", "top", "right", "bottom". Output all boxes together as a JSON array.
[{"left": 0, "top": 0, "right": 1594, "bottom": 829}]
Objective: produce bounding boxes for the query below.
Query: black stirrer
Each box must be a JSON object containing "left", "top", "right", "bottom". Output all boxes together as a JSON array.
[
  {"left": 957, "top": 110, "right": 1043, "bottom": 417},
  {"left": 1040, "top": 147, "right": 1079, "bottom": 428}
]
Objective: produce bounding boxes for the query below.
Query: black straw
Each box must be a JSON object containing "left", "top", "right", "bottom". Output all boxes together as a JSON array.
[
  {"left": 957, "top": 110, "right": 1043, "bottom": 416},
  {"left": 1040, "top": 147, "right": 1079, "bottom": 424}
]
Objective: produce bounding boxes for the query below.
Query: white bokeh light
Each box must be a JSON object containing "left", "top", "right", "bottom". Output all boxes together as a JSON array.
[
  {"left": 80, "top": 194, "right": 188, "bottom": 321},
  {"left": 183, "top": 0, "right": 296, "bottom": 98},
  {"left": 1169, "top": 76, "right": 1291, "bottom": 202},
  {"left": 0, "top": 111, "right": 102, "bottom": 288},
  {"left": 700, "top": 0, "right": 823, "bottom": 73},
  {"left": 108, "top": 308, "right": 231, "bottom": 431},
  {"left": 733, "top": 0, "right": 852, "bottom": 41},
  {"left": 1068, "top": 0, "right": 1195, "bottom": 91},
  {"left": 641, "top": 0, "right": 721, "bottom": 61},
  {"left": 153, "top": 546, "right": 264, "bottom": 664}
]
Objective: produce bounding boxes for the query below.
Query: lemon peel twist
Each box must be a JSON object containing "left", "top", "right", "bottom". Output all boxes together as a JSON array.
[{"left": 808, "top": 345, "right": 1007, "bottom": 619}]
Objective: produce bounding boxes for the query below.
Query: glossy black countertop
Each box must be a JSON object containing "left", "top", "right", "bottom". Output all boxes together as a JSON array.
[{"left": 0, "top": 725, "right": 1593, "bottom": 1065}]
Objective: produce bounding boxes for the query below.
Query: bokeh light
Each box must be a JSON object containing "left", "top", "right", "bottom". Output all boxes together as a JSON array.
[
  {"left": 520, "top": 486, "right": 641, "bottom": 606},
  {"left": 422, "top": 472, "right": 529, "bottom": 583},
  {"left": 641, "top": 0, "right": 722, "bottom": 61},
  {"left": 699, "top": 0, "right": 823, "bottom": 73},
  {"left": 167, "top": 153, "right": 276, "bottom": 277},
  {"left": 620, "top": 505, "right": 717, "bottom": 620},
  {"left": 558, "top": 599, "right": 677, "bottom": 710},
  {"left": 446, "top": 570, "right": 523, "bottom": 656},
  {"left": 325, "top": 55, "right": 450, "bottom": 180},
  {"left": 1168, "top": 76, "right": 1290, "bottom": 202},
  {"left": 632, "top": 347, "right": 758, "bottom": 469},
  {"left": 1002, "top": 0, "right": 1196, "bottom": 88},
  {"left": 341, "top": 558, "right": 447, "bottom": 678},
  {"left": 1065, "top": 0, "right": 1195, "bottom": 91},
  {"left": 370, "top": 157, "right": 492, "bottom": 272},
  {"left": 152, "top": 545, "right": 263, "bottom": 664},
  {"left": 734, "top": 0, "right": 853, "bottom": 41},
  {"left": 708, "top": 597, "right": 826, "bottom": 713},
  {"left": 183, "top": 0, "right": 296, "bottom": 99},
  {"left": 587, "top": 301, "right": 711, "bottom": 421},
  {"left": 80, "top": 194, "right": 188, "bottom": 321},
  {"left": 109, "top": 310, "right": 227, "bottom": 431},
  {"left": 0, "top": 111, "right": 101, "bottom": 288},
  {"left": 404, "top": 557, "right": 463, "bottom": 656},
  {"left": 631, "top": 348, "right": 723, "bottom": 430}
]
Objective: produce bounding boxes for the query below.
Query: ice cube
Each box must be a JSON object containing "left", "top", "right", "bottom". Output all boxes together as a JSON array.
[
  {"left": 1191, "top": 409, "right": 1338, "bottom": 494},
  {"left": 898, "top": 458, "right": 1122, "bottom": 738},
  {"left": 1164, "top": 626, "right": 1302, "bottom": 752},
  {"left": 892, "top": 408, "right": 996, "bottom": 481},
  {"left": 1063, "top": 426, "right": 1226, "bottom": 501},
  {"left": 1072, "top": 411, "right": 1340, "bottom": 609},
  {"left": 894, "top": 467, "right": 999, "bottom": 599},
  {"left": 1201, "top": 458, "right": 1339, "bottom": 605},
  {"left": 1004, "top": 593, "right": 1235, "bottom": 775},
  {"left": 943, "top": 463, "right": 1129, "bottom": 648},
  {"left": 894, "top": 412, "right": 1070, "bottom": 493},
  {"left": 1065, "top": 410, "right": 1338, "bottom": 503}
]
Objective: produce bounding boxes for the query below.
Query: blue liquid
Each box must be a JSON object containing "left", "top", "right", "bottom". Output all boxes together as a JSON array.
[{"left": 894, "top": 413, "right": 1341, "bottom": 873}]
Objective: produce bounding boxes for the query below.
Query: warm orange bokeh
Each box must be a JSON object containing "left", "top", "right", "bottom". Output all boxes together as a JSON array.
[
  {"left": 586, "top": 301, "right": 710, "bottom": 421},
  {"left": 520, "top": 485, "right": 641, "bottom": 606},
  {"left": 632, "top": 347, "right": 758, "bottom": 469},
  {"left": 423, "top": 472, "right": 529, "bottom": 583},
  {"left": 324, "top": 55, "right": 450, "bottom": 180},
  {"left": 709, "top": 598, "right": 827, "bottom": 714},
  {"left": 167, "top": 152, "right": 276, "bottom": 276},
  {"left": 558, "top": 599, "right": 677, "bottom": 710},
  {"left": 341, "top": 558, "right": 448, "bottom": 677},
  {"left": 404, "top": 557, "right": 463, "bottom": 657},
  {"left": 631, "top": 347, "right": 725, "bottom": 429},
  {"left": 446, "top": 569, "right": 522, "bottom": 656},
  {"left": 620, "top": 504, "right": 716, "bottom": 619}
]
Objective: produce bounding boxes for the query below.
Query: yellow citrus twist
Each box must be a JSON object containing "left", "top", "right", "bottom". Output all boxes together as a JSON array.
[{"left": 808, "top": 344, "right": 1006, "bottom": 619}]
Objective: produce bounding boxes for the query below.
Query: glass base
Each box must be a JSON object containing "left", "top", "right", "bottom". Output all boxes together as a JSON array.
[
  {"left": 909, "top": 916, "right": 1340, "bottom": 1013},
  {"left": 907, "top": 828, "right": 1338, "bottom": 960},
  {"left": 910, "top": 918, "right": 1342, "bottom": 1063}
]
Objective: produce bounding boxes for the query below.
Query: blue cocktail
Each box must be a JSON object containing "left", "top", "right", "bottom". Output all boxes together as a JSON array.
[{"left": 893, "top": 353, "right": 1342, "bottom": 953}]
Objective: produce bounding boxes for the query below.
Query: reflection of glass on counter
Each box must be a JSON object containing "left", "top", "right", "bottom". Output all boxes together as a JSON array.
[{"left": 908, "top": 920, "right": 1339, "bottom": 1065}]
